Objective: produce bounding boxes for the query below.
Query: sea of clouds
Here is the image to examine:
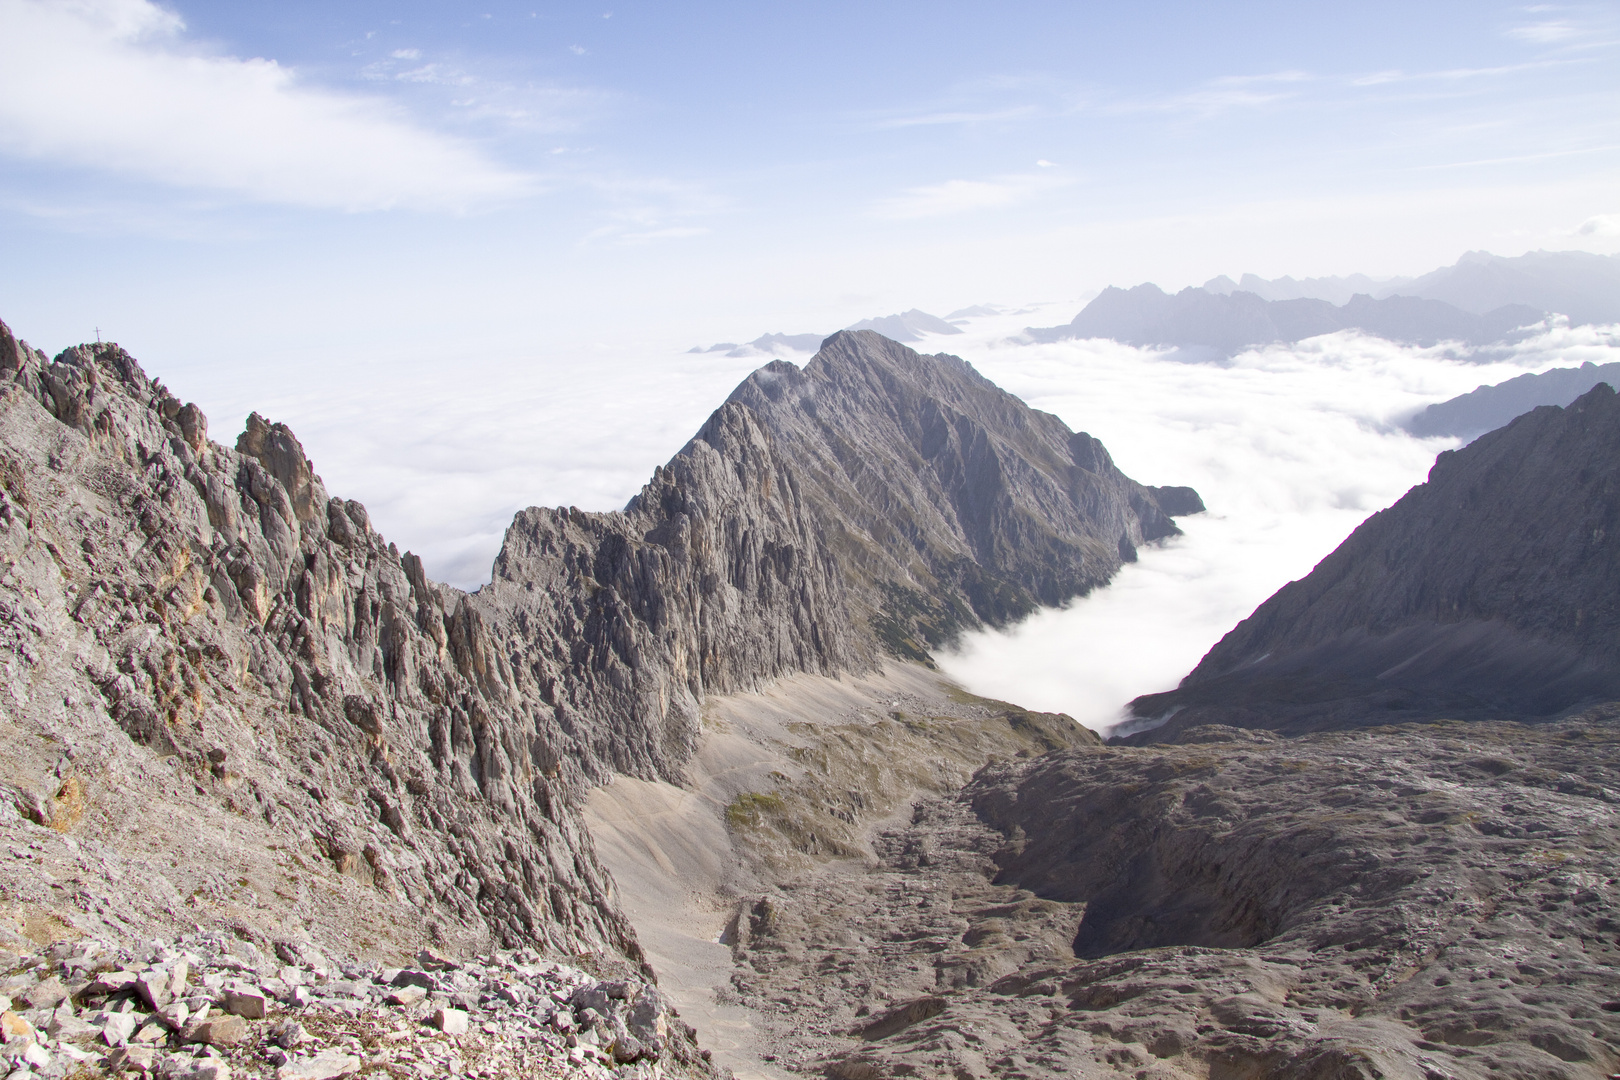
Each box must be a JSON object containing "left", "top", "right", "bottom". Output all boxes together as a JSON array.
[
  {"left": 155, "top": 305, "right": 1620, "bottom": 736},
  {"left": 937, "top": 309, "right": 1620, "bottom": 733}
]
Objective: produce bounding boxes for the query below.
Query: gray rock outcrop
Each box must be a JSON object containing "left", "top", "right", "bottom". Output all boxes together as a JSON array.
[
  {"left": 709, "top": 330, "right": 1198, "bottom": 658},
  {"left": 0, "top": 317, "right": 1190, "bottom": 990},
  {"left": 0, "top": 323, "right": 640, "bottom": 966}
]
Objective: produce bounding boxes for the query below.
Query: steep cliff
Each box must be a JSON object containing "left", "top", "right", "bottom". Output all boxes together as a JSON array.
[
  {"left": 1128, "top": 383, "right": 1620, "bottom": 739},
  {"left": 711, "top": 330, "right": 1197, "bottom": 658},
  {"left": 0, "top": 317, "right": 1191, "bottom": 983},
  {"left": 469, "top": 329, "right": 1198, "bottom": 790},
  {"left": 0, "top": 320, "right": 641, "bottom": 970}
]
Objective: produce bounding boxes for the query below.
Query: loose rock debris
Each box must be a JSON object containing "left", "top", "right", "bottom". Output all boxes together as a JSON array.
[{"left": 0, "top": 931, "right": 697, "bottom": 1080}]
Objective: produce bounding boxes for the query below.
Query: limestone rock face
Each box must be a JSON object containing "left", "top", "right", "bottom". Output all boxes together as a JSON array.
[
  {"left": 714, "top": 330, "right": 1191, "bottom": 657},
  {"left": 473, "top": 329, "right": 1196, "bottom": 787},
  {"left": 0, "top": 318, "right": 1185, "bottom": 982},
  {"left": 1130, "top": 383, "right": 1620, "bottom": 739},
  {"left": 0, "top": 326, "right": 635, "bottom": 962},
  {"left": 478, "top": 398, "right": 866, "bottom": 790}
]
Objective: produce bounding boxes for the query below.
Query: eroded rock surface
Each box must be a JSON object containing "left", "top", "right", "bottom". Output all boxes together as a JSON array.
[
  {"left": 0, "top": 324, "right": 652, "bottom": 971},
  {"left": 708, "top": 330, "right": 1199, "bottom": 657},
  {"left": 818, "top": 719, "right": 1620, "bottom": 1079}
]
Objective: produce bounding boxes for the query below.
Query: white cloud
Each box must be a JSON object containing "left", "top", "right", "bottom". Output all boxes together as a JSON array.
[
  {"left": 0, "top": 0, "right": 532, "bottom": 211},
  {"left": 872, "top": 172, "right": 1066, "bottom": 220},
  {"left": 1577, "top": 212, "right": 1620, "bottom": 237},
  {"left": 390, "top": 48, "right": 421, "bottom": 60},
  {"left": 870, "top": 105, "right": 1040, "bottom": 129},
  {"left": 1106, "top": 70, "right": 1309, "bottom": 116},
  {"left": 934, "top": 321, "right": 1620, "bottom": 733},
  {"left": 1507, "top": 20, "right": 1583, "bottom": 43}
]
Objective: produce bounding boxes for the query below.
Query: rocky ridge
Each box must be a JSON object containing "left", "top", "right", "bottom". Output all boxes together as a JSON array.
[
  {"left": 707, "top": 331, "right": 1197, "bottom": 658},
  {"left": 0, "top": 314, "right": 1195, "bottom": 1076},
  {"left": 0, "top": 317, "right": 642, "bottom": 973}
]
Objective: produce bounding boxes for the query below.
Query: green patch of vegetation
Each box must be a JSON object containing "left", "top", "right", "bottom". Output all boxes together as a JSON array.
[
  {"left": 871, "top": 580, "right": 977, "bottom": 664},
  {"left": 725, "top": 791, "right": 786, "bottom": 829}
]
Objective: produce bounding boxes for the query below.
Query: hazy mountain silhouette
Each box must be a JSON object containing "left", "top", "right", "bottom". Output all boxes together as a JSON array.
[
  {"left": 688, "top": 331, "right": 827, "bottom": 357},
  {"left": 688, "top": 309, "right": 964, "bottom": 356},
  {"left": 1379, "top": 249, "right": 1620, "bottom": 326},
  {"left": 1203, "top": 271, "right": 1409, "bottom": 305},
  {"left": 1027, "top": 284, "right": 1542, "bottom": 355},
  {"left": 1407, "top": 360, "right": 1620, "bottom": 440},
  {"left": 845, "top": 308, "right": 963, "bottom": 341}
]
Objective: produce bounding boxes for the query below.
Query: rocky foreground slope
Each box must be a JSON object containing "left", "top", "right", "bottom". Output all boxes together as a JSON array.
[
  {"left": 0, "top": 315, "right": 1196, "bottom": 1076},
  {"left": 814, "top": 718, "right": 1619, "bottom": 1080}
]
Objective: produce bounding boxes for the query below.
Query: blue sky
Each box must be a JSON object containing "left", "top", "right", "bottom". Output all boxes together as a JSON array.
[
  {"left": 2, "top": 1, "right": 1618, "bottom": 697},
  {"left": 1, "top": 0, "right": 1615, "bottom": 371}
]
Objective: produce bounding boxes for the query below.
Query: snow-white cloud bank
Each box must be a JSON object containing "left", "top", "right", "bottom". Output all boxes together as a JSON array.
[
  {"left": 933, "top": 311, "right": 1620, "bottom": 734},
  {"left": 0, "top": 0, "right": 530, "bottom": 210}
]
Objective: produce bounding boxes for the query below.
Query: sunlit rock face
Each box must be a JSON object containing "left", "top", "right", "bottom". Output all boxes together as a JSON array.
[
  {"left": 0, "top": 316, "right": 1187, "bottom": 982},
  {"left": 711, "top": 329, "right": 1198, "bottom": 659}
]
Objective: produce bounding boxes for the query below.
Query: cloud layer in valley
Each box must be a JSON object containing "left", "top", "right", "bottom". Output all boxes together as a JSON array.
[{"left": 934, "top": 312, "right": 1620, "bottom": 733}]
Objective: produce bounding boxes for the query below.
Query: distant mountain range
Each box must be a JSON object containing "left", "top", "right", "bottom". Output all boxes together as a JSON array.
[
  {"left": 845, "top": 308, "right": 962, "bottom": 341},
  {"left": 1031, "top": 250, "right": 1620, "bottom": 355},
  {"left": 1203, "top": 271, "right": 1409, "bottom": 305},
  {"left": 1406, "top": 360, "right": 1620, "bottom": 440},
  {"left": 690, "top": 308, "right": 962, "bottom": 357},
  {"left": 1028, "top": 286, "right": 1543, "bottom": 354},
  {"left": 1390, "top": 248, "right": 1620, "bottom": 326},
  {"left": 687, "top": 331, "right": 827, "bottom": 358}
]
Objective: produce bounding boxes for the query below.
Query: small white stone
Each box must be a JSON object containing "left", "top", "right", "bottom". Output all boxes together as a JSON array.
[{"left": 431, "top": 1008, "right": 468, "bottom": 1036}]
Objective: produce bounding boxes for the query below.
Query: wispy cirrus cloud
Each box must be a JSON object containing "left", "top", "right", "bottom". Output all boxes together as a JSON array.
[
  {"left": 871, "top": 170, "right": 1070, "bottom": 220},
  {"left": 1508, "top": 19, "right": 1585, "bottom": 43},
  {"left": 1121, "top": 70, "right": 1310, "bottom": 116},
  {"left": 1351, "top": 57, "right": 1586, "bottom": 86},
  {"left": 1503, "top": 7, "right": 1620, "bottom": 51},
  {"left": 869, "top": 105, "right": 1043, "bottom": 129},
  {"left": 0, "top": 0, "right": 533, "bottom": 211},
  {"left": 574, "top": 175, "right": 725, "bottom": 245}
]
